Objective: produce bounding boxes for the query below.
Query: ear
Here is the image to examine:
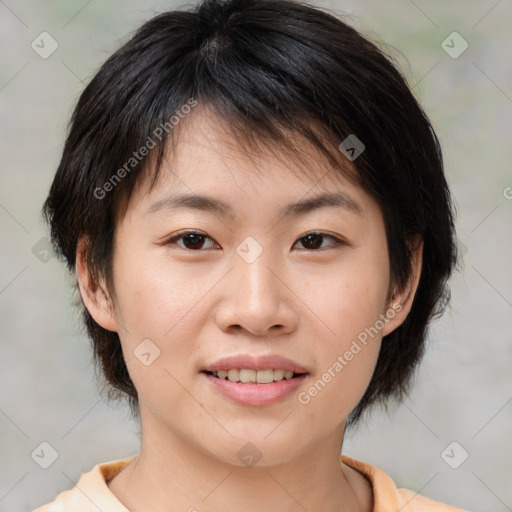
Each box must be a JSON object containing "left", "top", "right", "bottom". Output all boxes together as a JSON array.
[
  {"left": 76, "top": 237, "right": 119, "bottom": 332},
  {"left": 382, "top": 236, "right": 424, "bottom": 337}
]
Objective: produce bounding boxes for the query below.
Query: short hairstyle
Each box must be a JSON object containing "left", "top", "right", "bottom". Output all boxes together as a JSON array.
[{"left": 42, "top": 0, "right": 458, "bottom": 430}]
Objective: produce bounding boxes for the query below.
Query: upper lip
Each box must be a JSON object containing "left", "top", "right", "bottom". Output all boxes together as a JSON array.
[{"left": 201, "top": 354, "right": 308, "bottom": 374}]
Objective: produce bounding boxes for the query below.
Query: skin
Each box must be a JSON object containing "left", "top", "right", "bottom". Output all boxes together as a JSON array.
[{"left": 77, "top": 109, "right": 423, "bottom": 512}]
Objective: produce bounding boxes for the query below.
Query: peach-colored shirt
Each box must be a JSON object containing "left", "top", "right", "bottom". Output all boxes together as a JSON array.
[{"left": 32, "top": 454, "right": 470, "bottom": 511}]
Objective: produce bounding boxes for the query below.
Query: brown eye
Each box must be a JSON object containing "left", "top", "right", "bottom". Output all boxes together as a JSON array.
[
  {"left": 294, "top": 232, "right": 344, "bottom": 251},
  {"left": 165, "top": 231, "right": 219, "bottom": 251},
  {"left": 164, "top": 230, "right": 344, "bottom": 252}
]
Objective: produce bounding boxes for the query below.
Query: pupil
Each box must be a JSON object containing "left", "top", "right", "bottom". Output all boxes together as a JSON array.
[
  {"left": 182, "top": 233, "right": 323, "bottom": 250},
  {"left": 184, "top": 233, "right": 204, "bottom": 249},
  {"left": 304, "top": 233, "right": 322, "bottom": 249}
]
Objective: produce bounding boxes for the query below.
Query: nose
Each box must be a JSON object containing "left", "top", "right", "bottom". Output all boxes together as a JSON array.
[{"left": 214, "top": 245, "right": 298, "bottom": 337}]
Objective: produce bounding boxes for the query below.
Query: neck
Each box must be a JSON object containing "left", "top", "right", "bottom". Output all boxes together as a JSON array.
[{"left": 108, "top": 412, "right": 371, "bottom": 512}]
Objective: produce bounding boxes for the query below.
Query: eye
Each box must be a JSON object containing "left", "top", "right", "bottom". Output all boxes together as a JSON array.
[
  {"left": 293, "top": 231, "right": 345, "bottom": 251},
  {"left": 164, "top": 230, "right": 219, "bottom": 251},
  {"left": 163, "top": 230, "right": 345, "bottom": 252}
]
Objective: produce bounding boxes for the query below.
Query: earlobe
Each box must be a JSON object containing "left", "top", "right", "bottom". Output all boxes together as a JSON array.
[
  {"left": 76, "top": 237, "right": 119, "bottom": 332},
  {"left": 382, "top": 237, "right": 424, "bottom": 337}
]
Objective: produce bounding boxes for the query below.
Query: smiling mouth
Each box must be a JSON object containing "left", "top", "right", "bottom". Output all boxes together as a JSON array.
[{"left": 202, "top": 369, "right": 307, "bottom": 384}]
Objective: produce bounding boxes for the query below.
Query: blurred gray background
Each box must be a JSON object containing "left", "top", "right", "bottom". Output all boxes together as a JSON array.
[{"left": 1, "top": 1, "right": 511, "bottom": 511}]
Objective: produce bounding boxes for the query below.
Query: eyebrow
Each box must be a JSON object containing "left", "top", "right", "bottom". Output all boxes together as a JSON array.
[{"left": 145, "top": 191, "right": 363, "bottom": 220}]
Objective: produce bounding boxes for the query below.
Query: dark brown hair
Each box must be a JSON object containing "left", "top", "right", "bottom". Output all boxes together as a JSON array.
[{"left": 42, "top": 0, "right": 458, "bottom": 430}]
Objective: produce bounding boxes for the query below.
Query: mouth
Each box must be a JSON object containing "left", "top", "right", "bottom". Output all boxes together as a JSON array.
[
  {"left": 200, "top": 354, "right": 309, "bottom": 406},
  {"left": 202, "top": 368, "right": 307, "bottom": 384}
]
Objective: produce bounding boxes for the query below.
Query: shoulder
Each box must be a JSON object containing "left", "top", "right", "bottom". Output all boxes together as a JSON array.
[
  {"left": 341, "top": 454, "right": 472, "bottom": 512},
  {"left": 31, "top": 456, "right": 137, "bottom": 512},
  {"left": 396, "top": 488, "right": 472, "bottom": 511}
]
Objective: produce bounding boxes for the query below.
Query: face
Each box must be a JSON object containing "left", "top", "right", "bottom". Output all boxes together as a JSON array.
[{"left": 79, "top": 111, "right": 417, "bottom": 467}]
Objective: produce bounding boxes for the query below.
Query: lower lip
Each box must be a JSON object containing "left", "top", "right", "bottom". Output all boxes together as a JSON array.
[{"left": 201, "top": 372, "right": 308, "bottom": 407}]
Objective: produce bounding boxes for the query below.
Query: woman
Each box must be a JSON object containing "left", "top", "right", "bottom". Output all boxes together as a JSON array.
[{"left": 34, "top": 0, "right": 467, "bottom": 510}]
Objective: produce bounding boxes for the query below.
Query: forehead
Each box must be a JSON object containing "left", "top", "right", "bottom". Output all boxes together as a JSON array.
[{"left": 126, "top": 109, "right": 377, "bottom": 222}]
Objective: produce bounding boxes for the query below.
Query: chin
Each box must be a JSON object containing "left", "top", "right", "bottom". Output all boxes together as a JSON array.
[{"left": 196, "top": 428, "right": 307, "bottom": 469}]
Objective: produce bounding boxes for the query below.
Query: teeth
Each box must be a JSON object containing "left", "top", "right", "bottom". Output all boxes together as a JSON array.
[
  {"left": 273, "top": 369, "right": 285, "bottom": 381},
  {"left": 239, "top": 369, "right": 256, "bottom": 383},
  {"left": 227, "top": 369, "right": 239, "bottom": 382},
  {"left": 211, "top": 368, "right": 300, "bottom": 383},
  {"left": 256, "top": 369, "right": 274, "bottom": 384}
]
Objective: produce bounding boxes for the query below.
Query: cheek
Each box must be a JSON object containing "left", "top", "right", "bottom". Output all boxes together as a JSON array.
[
  {"left": 300, "top": 250, "right": 390, "bottom": 345},
  {"left": 112, "top": 258, "right": 215, "bottom": 418},
  {"left": 113, "top": 251, "right": 214, "bottom": 339},
  {"left": 298, "top": 281, "right": 384, "bottom": 426},
  {"left": 293, "top": 253, "right": 387, "bottom": 413},
  {"left": 111, "top": 250, "right": 218, "bottom": 397}
]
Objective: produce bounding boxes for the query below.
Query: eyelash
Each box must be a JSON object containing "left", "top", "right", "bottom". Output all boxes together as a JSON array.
[{"left": 163, "top": 230, "right": 346, "bottom": 252}]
